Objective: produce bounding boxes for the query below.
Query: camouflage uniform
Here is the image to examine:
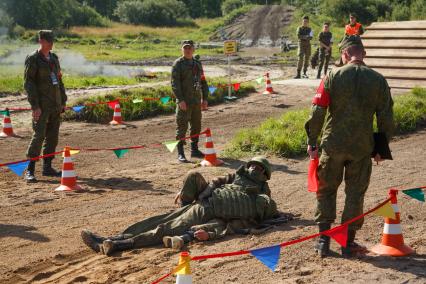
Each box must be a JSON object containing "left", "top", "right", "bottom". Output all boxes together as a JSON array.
[
  {"left": 24, "top": 30, "right": 67, "bottom": 182},
  {"left": 317, "top": 31, "right": 333, "bottom": 78},
  {"left": 305, "top": 36, "right": 394, "bottom": 256},
  {"left": 171, "top": 41, "right": 209, "bottom": 162},
  {"left": 296, "top": 26, "right": 313, "bottom": 77}
]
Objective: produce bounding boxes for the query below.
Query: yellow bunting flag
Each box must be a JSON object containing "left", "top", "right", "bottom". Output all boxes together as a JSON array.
[
  {"left": 62, "top": 150, "right": 80, "bottom": 157},
  {"left": 373, "top": 201, "right": 396, "bottom": 220}
]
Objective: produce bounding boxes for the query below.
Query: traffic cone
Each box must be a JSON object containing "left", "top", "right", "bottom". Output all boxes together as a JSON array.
[
  {"left": 55, "top": 147, "right": 82, "bottom": 192},
  {"left": 200, "top": 128, "right": 223, "bottom": 167},
  {"left": 110, "top": 103, "right": 122, "bottom": 125},
  {"left": 370, "top": 189, "right": 415, "bottom": 256},
  {"left": 262, "top": 73, "right": 276, "bottom": 95},
  {"left": 0, "top": 109, "right": 16, "bottom": 138},
  {"left": 175, "top": 251, "right": 192, "bottom": 284}
]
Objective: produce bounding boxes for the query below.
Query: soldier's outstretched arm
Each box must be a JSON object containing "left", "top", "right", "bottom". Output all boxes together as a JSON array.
[
  {"left": 376, "top": 79, "right": 395, "bottom": 140},
  {"left": 24, "top": 56, "right": 40, "bottom": 110},
  {"left": 191, "top": 219, "right": 227, "bottom": 241},
  {"left": 171, "top": 62, "right": 184, "bottom": 102}
]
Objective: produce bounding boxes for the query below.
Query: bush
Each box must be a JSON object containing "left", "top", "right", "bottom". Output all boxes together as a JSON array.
[
  {"left": 221, "top": 0, "right": 245, "bottom": 16},
  {"left": 224, "top": 88, "right": 426, "bottom": 158},
  {"left": 114, "top": 0, "right": 191, "bottom": 27}
]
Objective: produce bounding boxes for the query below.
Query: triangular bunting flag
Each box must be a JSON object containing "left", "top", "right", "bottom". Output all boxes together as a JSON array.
[
  {"left": 373, "top": 201, "right": 396, "bottom": 220},
  {"left": 250, "top": 245, "right": 281, "bottom": 271},
  {"left": 107, "top": 99, "right": 120, "bottom": 109},
  {"left": 163, "top": 140, "right": 179, "bottom": 153},
  {"left": 233, "top": 83, "right": 240, "bottom": 92},
  {"left": 160, "top": 96, "right": 171, "bottom": 104},
  {"left": 256, "top": 77, "right": 264, "bottom": 84},
  {"left": 323, "top": 224, "right": 348, "bottom": 247},
  {"left": 307, "top": 158, "right": 319, "bottom": 192},
  {"left": 7, "top": 160, "right": 30, "bottom": 177},
  {"left": 72, "top": 106, "right": 85, "bottom": 113},
  {"left": 113, "top": 149, "right": 129, "bottom": 158},
  {"left": 62, "top": 150, "right": 80, "bottom": 157},
  {"left": 0, "top": 109, "right": 10, "bottom": 116},
  {"left": 209, "top": 86, "right": 217, "bottom": 95},
  {"left": 402, "top": 188, "right": 425, "bottom": 202},
  {"left": 133, "top": 98, "right": 143, "bottom": 104}
]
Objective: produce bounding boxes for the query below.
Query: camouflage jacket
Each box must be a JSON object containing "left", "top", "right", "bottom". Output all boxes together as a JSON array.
[
  {"left": 297, "top": 26, "right": 313, "bottom": 44},
  {"left": 305, "top": 62, "right": 395, "bottom": 158},
  {"left": 171, "top": 56, "right": 208, "bottom": 105},
  {"left": 24, "top": 50, "right": 67, "bottom": 112}
]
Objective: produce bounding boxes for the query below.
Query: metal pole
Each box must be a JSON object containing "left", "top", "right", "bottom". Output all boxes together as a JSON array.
[{"left": 228, "top": 55, "right": 231, "bottom": 98}]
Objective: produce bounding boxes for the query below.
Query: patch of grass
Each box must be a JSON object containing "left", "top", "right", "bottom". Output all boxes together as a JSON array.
[
  {"left": 224, "top": 88, "right": 426, "bottom": 158},
  {"left": 63, "top": 78, "right": 256, "bottom": 123}
]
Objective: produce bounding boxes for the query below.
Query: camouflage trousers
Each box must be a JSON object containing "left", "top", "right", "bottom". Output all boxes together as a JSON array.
[
  {"left": 315, "top": 150, "right": 372, "bottom": 231},
  {"left": 297, "top": 43, "right": 311, "bottom": 72},
  {"left": 176, "top": 103, "right": 202, "bottom": 142},
  {"left": 179, "top": 172, "right": 209, "bottom": 205},
  {"left": 130, "top": 203, "right": 214, "bottom": 248},
  {"left": 27, "top": 109, "right": 61, "bottom": 158},
  {"left": 318, "top": 47, "right": 331, "bottom": 75}
]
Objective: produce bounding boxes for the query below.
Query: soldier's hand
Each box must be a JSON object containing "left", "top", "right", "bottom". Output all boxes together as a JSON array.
[
  {"left": 194, "top": 229, "right": 209, "bottom": 241},
  {"left": 178, "top": 101, "right": 187, "bottom": 111},
  {"left": 201, "top": 100, "right": 208, "bottom": 110},
  {"left": 307, "top": 145, "right": 318, "bottom": 159},
  {"left": 32, "top": 108, "right": 42, "bottom": 121},
  {"left": 373, "top": 154, "right": 383, "bottom": 165}
]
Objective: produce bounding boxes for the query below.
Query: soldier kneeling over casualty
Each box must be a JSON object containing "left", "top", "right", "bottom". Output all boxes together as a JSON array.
[{"left": 81, "top": 157, "right": 292, "bottom": 256}]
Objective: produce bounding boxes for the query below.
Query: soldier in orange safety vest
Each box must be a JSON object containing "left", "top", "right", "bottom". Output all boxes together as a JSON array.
[{"left": 335, "top": 13, "right": 364, "bottom": 66}]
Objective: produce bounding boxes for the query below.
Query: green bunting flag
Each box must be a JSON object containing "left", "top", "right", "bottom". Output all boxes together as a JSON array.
[
  {"left": 402, "top": 188, "right": 425, "bottom": 202},
  {"left": 163, "top": 140, "right": 179, "bottom": 153},
  {"left": 133, "top": 99, "right": 143, "bottom": 104},
  {"left": 256, "top": 77, "right": 264, "bottom": 84},
  {"left": 160, "top": 96, "right": 171, "bottom": 104},
  {"left": 0, "top": 109, "right": 10, "bottom": 116},
  {"left": 113, "top": 149, "right": 129, "bottom": 158}
]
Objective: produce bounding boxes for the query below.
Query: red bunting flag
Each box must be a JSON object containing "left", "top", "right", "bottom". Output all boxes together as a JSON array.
[
  {"left": 107, "top": 99, "right": 120, "bottom": 109},
  {"left": 233, "top": 83, "right": 240, "bottom": 91},
  {"left": 307, "top": 158, "right": 319, "bottom": 192},
  {"left": 323, "top": 224, "right": 348, "bottom": 247}
]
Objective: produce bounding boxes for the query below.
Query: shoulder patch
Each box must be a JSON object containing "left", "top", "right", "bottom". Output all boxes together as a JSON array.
[{"left": 312, "top": 78, "right": 330, "bottom": 107}]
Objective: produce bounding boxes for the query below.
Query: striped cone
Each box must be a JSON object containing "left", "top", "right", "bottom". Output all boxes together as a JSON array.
[
  {"left": 262, "top": 73, "right": 276, "bottom": 95},
  {"left": 175, "top": 252, "right": 192, "bottom": 284},
  {"left": 200, "top": 128, "right": 223, "bottom": 167},
  {"left": 0, "top": 109, "right": 16, "bottom": 138},
  {"left": 370, "top": 189, "right": 415, "bottom": 256},
  {"left": 110, "top": 103, "right": 122, "bottom": 125},
  {"left": 55, "top": 147, "right": 82, "bottom": 192}
]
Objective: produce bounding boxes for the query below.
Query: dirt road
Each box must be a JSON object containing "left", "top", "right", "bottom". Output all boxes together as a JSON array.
[{"left": 0, "top": 82, "right": 425, "bottom": 283}]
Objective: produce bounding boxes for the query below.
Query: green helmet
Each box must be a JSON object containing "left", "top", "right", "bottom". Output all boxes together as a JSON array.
[{"left": 247, "top": 156, "right": 272, "bottom": 180}]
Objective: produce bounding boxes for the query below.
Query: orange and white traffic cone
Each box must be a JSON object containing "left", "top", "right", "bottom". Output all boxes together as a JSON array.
[
  {"left": 200, "top": 128, "right": 224, "bottom": 167},
  {"left": 262, "top": 73, "right": 276, "bottom": 95},
  {"left": 370, "top": 189, "right": 415, "bottom": 256},
  {"left": 110, "top": 103, "right": 122, "bottom": 125},
  {"left": 0, "top": 109, "right": 16, "bottom": 138},
  {"left": 55, "top": 147, "right": 82, "bottom": 192},
  {"left": 175, "top": 251, "right": 192, "bottom": 284}
]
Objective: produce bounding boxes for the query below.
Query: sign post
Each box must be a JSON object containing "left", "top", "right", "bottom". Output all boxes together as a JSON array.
[{"left": 223, "top": 40, "right": 238, "bottom": 100}]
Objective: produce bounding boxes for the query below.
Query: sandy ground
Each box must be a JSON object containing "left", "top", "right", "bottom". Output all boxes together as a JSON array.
[{"left": 0, "top": 75, "right": 425, "bottom": 284}]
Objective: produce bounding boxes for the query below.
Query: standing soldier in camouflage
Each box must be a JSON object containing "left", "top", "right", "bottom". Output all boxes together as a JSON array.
[
  {"left": 305, "top": 36, "right": 394, "bottom": 258},
  {"left": 295, "top": 15, "right": 313, "bottom": 79},
  {"left": 317, "top": 22, "right": 333, "bottom": 79},
  {"left": 24, "top": 30, "right": 67, "bottom": 183},
  {"left": 171, "top": 40, "right": 209, "bottom": 163}
]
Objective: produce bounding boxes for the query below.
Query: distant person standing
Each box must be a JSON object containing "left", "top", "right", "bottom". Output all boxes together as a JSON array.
[
  {"left": 171, "top": 40, "right": 209, "bottom": 163},
  {"left": 317, "top": 23, "right": 333, "bottom": 79},
  {"left": 295, "top": 15, "right": 313, "bottom": 79},
  {"left": 24, "top": 30, "right": 67, "bottom": 183},
  {"left": 336, "top": 13, "right": 364, "bottom": 66}
]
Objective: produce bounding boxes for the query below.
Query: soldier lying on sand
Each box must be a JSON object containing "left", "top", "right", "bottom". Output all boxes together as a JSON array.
[{"left": 81, "top": 157, "right": 292, "bottom": 256}]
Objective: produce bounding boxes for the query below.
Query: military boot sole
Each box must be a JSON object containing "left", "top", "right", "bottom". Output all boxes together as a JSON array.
[{"left": 81, "top": 230, "right": 102, "bottom": 253}]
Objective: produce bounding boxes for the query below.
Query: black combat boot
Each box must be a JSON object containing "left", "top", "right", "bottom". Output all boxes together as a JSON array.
[
  {"left": 302, "top": 70, "right": 309, "bottom": 78},
  {"left": 315, "top": 223, "right": 331, "bottom": 258},
  {"left": 177, "top": 141, "right": 188, "bottom": 163},
  {"left": 341, "top": 230, "right": 368, "bottom": 258},
  {"left": 316, "top": 68, "right": 322, "bottom": 79},
  {"left": 190, "top": 139, "right": 204, "bottom": 158},
  {"left": 24, "top": 160, "right": 37, "bottom": 183},
  {"left": 102, "top": 238, "right": 134, "bottom": 256},
  {"left": 294, "top": 70, "right": 301, "bottom": 79},
  {"left": 81, "top": 230, "right": 133, "bottom": 253},
  {"left": 42, "top": 157, "right": 62, "bottom": 177}
]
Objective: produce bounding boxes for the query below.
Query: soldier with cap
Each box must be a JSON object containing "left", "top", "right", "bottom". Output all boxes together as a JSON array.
[
  {"left": 305, "top": 35, "right": 394, "bottom": 258},
  {"left": 317, "top": 22, "right": 333, "bottom": 79},
  {"left": 295, "top": 15, "right": 313, "bottom": 79},
  {"left": 24, "top": 30, "right": 67, "bottom": 182},
  {"left": 171, "top": 40, "right": 209, "bottom": 163},
  {"left": 335, "top": 13, "right": 365, "bottom": 67},
  {"left": 80, "top": 157, "right": 286, "bottom": 255}
]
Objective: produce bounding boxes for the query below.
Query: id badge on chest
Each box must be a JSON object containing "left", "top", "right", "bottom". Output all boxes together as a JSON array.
[{"left": 50, "top": 72, "right": 59, "bottom": 85}]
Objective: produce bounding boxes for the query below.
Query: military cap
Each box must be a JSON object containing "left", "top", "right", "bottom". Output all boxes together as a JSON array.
[
  {"left": 39, "top": 30, "right": 54, "bottom": 42},
  {"left": 182, "top": 40, "right": 194, "bottom": 47},
  {"left": 339, "top": 35, "right": 363, "bottom": 52}
]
